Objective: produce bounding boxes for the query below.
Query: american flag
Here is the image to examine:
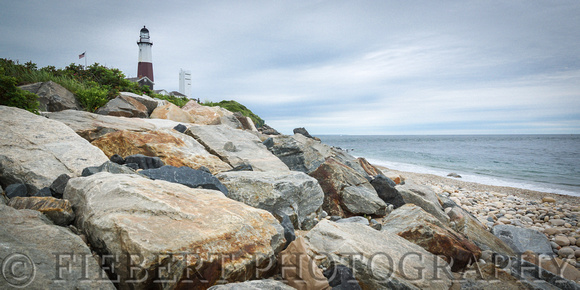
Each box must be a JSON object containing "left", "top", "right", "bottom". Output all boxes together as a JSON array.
[{"left": 79, "top": 52, "right": 85, "bottom": 59}]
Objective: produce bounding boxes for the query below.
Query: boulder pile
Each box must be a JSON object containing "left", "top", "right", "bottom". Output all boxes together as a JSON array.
[{"left": 1, "top": 90, "right": 579, "bottom": 289}]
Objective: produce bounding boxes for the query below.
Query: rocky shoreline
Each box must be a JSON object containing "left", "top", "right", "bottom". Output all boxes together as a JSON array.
[
  {"left": 384, "top": 167, "right": 580, "bottom": 265},
  {"left": 1, "top": 84, "right": 580, "bottom": 289}
]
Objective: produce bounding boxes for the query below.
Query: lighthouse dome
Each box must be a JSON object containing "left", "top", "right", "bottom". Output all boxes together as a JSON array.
[{"left": 139, "top": 26, "right": 150, "bottom": 40}]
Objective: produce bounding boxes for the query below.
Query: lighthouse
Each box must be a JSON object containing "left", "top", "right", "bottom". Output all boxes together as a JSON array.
[{"left": 137, "top": 26, "right": 154, "bottom": 89}]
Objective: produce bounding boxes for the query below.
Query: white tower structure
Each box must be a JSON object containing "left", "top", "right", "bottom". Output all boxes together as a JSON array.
[
  {"left": 137, "top": 26, "right": 154, "bottom": 88},
  {"left": 179, "top": 69, "right": 192, "bottom": 98}
]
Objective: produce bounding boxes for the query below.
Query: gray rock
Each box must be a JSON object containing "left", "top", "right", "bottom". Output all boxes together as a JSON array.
[
  {"left": 109, "top": 154, "right": 125, "bottom": 164},
  {"left": 0, "top": 106, "right": 109, "bottom": 194},
  {"left": 19, "top": 81, "right": 82, "bottom": 112},
  {"left": 49, "top": 174, "right": 70, "bottom": 199},
  {"left": 82, "top": 161, "right": 139, "bottom": 177},
  {"left": 304, "top": 220, "right": 453, "bottom": 289},
  {"left": 491, "top": 225, "right": 554, "bottom": 256},
  {"left": 7, "top": 196, "right": 75, "bottom": 226},
  {"left": 262, "top": 137, "right": 274, "bottom": 149},
  {"left": 335, "top": 216, "right": 369, "bottom": 226},
  {"left": 397, "top": 181, "right": 449, "bottom": 223},
  {"left": 309, "top": 157, "right": 387, "bottom": 217},
  {"left": 45, "top": 109, "right": 156, "bottom": 141},
  {"left": 293, "top": 127, "right": 314, "bottom": 139},
  {"left": 173, "top": 123, "right": 188, "bottom": 133},
  {"left": 451, "top": 206, "right": 516, "bottom": 257},
  {"left": 217, "top": 171, "right": 324, "bottom": 228},
  {"left": 258, "top": 124, "right": 281, "bottom": 135},
  {"left": 323, "top": 262, "right": 362, "bottom": 290},
  {"left": 96, "top": 95, "right": 148, "bottom": 118},
  {"left": 370, "top": 174, "right": 406, "bottom": 208},
  {"left": 208, "top": 279, "right": 295, "bottom": 290},
  {"left": 64, "top": 173, "right": 284, "bottom": 289},
  {"left": 234, "top": 112, "right": 258, "bottom": 132},
  {"left": 0, "top": 204, "right": 115, "bottom": 289},
  {"left": 119, "top": 92, "right": 158, "bottom": 114},
  {"left": 33, "top": 187, "right": 52, "bottom": 197},
  {"left": 143, "top": 165, "right": 228, "bottom": 195},
  {"left": 269, "top": 134, "right": 332, "bottom": 174},
  {"left": 186, "top": 125, "right": 290, "bottom": 172},
  {"left": 5, "top": 183, "right": 28, "bottom": 198},
  {"left": 279, "top": 213, "right": 296, "bottom": 250},
  {"left": 124, "top": 154, "right": 165, "bottom": 170}
]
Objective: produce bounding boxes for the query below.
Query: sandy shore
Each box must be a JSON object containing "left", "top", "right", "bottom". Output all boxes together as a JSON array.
[{"left": 377, "top": 166, "right": 580, "bottom": 205}]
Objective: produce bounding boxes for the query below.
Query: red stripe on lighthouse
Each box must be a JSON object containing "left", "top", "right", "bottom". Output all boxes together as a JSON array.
[{"left": 137, "top": 62, "right": 154, "bottom": 82}]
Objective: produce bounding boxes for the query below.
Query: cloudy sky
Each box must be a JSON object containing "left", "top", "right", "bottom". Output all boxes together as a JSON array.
[{"left": 1, "top": 1, "right": 579, "bottom": 135}]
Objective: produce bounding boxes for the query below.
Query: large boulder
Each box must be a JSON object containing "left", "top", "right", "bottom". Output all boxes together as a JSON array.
[
  {"left": 96, "top": 95, "right": 148, "bottom": 118},
  {"left": 370, "top": 174, "right": 406, "bottom": 208},
  {"left": 7, "top": 196, "right": 75, "bottom": 226},
  {"left": 382, "top": 204, "right": 481, "bottom": 272},
  {"left": 64, "top": 173, "right": 285, "bottom": 289},
  {"left": 217, "top": 171, "right": 324, "bottom": 229},
  {"left": 141, "top": 165, "right": 229, "bottom": 194},
  {"left": 182, "top": 101, "right": 243, "bottom": 129},
  {"left": 0, "top": 106, "right": 109, "bottom": 194},
  {"left": 303, "top": 220, "right": 453, "bottom": 289},
  {"left": 491, "top": 225, "right": 554, "bottom": 256},
  {"left": 119, "top": 92, "right": 160, "bottom": 114},
  {"left": 19, "top": 81, "right": 82, "bottom": 112},
  {"left": 234, "top": 112, "right": 258, "bottom": 131},
  {"left": 150, "top": 102, "right": 195, "bottom": 123},
  {"left": 0, "top": 204, "right": 115, "bottom": 289},
  {"left": 397, "top": 181, "right": 449, "bottom": 223},
  {"left": 90, "top": 129, "right": 232, "bottom": 174},
  {"left": 450, "top": 205, "right": 516, "bottom": 256},
  {"left": 45, "top": 109, "right": 156, "bottom": 141},
  {"left": 309, "top": 157, "right": 387, "bottom": 217},
  {"left": 186, "top": 125, "right": 290, "bottom": 172},
  {"left": 182, "top": 100, "right": 222, "bottom": 125},
  {"left": 269, "top": 135, "right": 329, "bottom": 173}
]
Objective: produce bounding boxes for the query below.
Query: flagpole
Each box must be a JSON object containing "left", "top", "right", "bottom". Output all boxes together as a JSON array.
[{"left": 85, "top": 52, "right": 87, "bottom": 68}]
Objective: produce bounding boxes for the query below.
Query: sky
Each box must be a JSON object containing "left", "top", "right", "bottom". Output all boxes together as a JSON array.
[{"left": 1, "top": 1, "right": 579, "bottom": 135}]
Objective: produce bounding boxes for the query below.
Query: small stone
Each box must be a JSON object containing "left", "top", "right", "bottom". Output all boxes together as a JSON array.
[
  {"left": 544, "top": 228, "right": 560, "bottom": 235},
  {"left": 550, "top": 219, "right": 565, "bottom": 226},
  {"left": 498, "top": 217, "right": 511, "bottom": 224},
  {"left": 569, "top": 237, "right": 576, "bottom": 245},
  {"left": 558, "top": 247, "right": 574, "bottom": 258},
  {"left": 555, "top": 236, "right": 571, "bottom": 247},
  {"left": 544, "top": 216, "right": 550, "bottom": 222},
  {"left": 504, "top": 213, "right": 513, "bottom": 219},
  {"left": 542, "top": 197, "right": 556, "bottom": 203},
  {"left": 564, "top": 223, "right": 572, "bottom": 228},
  {"left": 577, "top": 239, "right": 580, "bottom": 247},
  {"left": 575, "top": 249, "right": 580, "bottom": 258},
  {"left": 5, "top": 183, "right": 28, "bottom": 198}
]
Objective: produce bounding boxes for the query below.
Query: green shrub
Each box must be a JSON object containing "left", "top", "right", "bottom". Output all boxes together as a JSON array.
[
  {"left": 75, "top": 82, "right": 110, "bottom": 112},
  {"left": 0, "top": 67, "right": 39, "bottom": 114},
  {"left": 203, "top": 100, "right": 264, "bottom": 128}
]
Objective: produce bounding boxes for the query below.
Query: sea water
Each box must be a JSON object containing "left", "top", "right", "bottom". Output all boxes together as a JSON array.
[{"left": 318, "top": 135, "right": 580, "bottom": 197}]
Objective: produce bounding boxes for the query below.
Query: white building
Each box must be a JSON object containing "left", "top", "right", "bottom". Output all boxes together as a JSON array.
[{"left": 179, "top": 69, "right": 192, "bottom": 98}]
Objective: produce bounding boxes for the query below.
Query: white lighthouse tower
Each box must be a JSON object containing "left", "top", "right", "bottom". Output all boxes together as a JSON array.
[{"left": 137, "top": 26, "right": 154, "bottom": 89}]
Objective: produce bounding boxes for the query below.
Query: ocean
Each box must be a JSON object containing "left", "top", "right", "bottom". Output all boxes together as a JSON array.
[{"left": 318, "top": 135, "right": 580, "bottom": 197}]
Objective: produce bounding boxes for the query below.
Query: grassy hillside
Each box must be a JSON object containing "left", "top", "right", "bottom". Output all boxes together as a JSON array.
[
  {"left": 203, "top": 100, "right": 265, "bottom": 128},
  {"left": 0, "top": 58, "right": 265, "bottom": 126}
]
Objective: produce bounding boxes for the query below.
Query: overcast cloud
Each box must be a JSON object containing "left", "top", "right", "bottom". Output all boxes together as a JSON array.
[{"left": 1, "top": 1, "right": 579, "bottom": 134}]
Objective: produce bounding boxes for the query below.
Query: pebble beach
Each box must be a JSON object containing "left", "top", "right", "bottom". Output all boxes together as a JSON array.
[{"left": 383, "top": 167, "right": 580, "bottom": 268}]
